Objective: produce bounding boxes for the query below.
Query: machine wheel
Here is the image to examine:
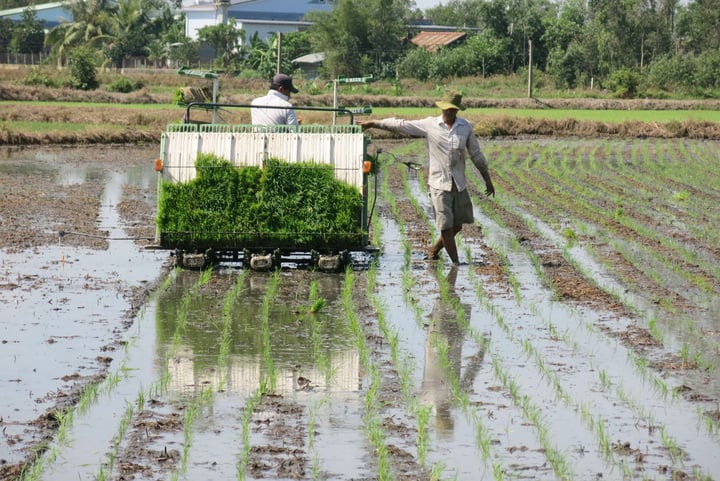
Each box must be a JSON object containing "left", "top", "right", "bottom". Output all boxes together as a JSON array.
[
  {"left": 316, "top": 251, "right": 344, "bottom": 272},
  {"left": 309, "top": 250, "right": 320, "bottom": 270},
  {"left": 272, "top": 249, "right": 282, "bottom": 269},
  {"left": 174, "top": 249, "right": 185, "bottom": 268},
  {"left": 341, "top": 250, "right": 351, "bottom": 269}
]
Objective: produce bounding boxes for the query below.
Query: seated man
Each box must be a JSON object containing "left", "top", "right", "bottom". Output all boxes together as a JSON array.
[{"left": 251, "top": 73, "right": 300, "bottom": 126}]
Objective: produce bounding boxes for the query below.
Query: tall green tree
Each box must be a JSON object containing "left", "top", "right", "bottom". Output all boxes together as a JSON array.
[
  {"left": 0, "top": 0, "right": 26, "bottom": 8},
  {"left": 278, "top": 31, "right": 313, "bottom": 73},
  {"left": 197, "top": 18, "right": 245, "bottom": 68},
  {"left": 102, "top": 0, "right": 172, "bottom": 68},
  {"left": 424, "top": 0, "right": 555, "bottom": 73},
  {"left": 306, "top": 0, "right": 410, "bottom": 78},
  {"left": 503, "top": 0, "right": 556, "bottom": 71},
  {"left": 160, "top": 14, "right": 194, "bottom": 67},
  {"left": 675, "top": 0, "right": 720, "bottom": 53},
  {"left": 0, "top": 18, "right": 13, "bottom": 54},
  {"left": 9, "top": 8, "right": 45, "bottom": 54},
  {"left": 365, "top": 0, "right": 414, "bottom": 76},
  {"left": 543, "top": 0, "right": 589, "bottom": 87},
  {"left": 45, "top": 0, "right": 115, "bottom": 67},
  {"left": 398, "top": 30, "right": 509, "bottom": 80},
  {"left": 423, "top": 0, "right": 485, "bottom": 27},
  {"left": 168, "top": 38, "right": 200, "bottom": 67}
]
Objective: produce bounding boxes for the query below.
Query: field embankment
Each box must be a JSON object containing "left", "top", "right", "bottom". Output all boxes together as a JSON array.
[{"left": 2, "top": 76, "right": 720, "bottom": 144}]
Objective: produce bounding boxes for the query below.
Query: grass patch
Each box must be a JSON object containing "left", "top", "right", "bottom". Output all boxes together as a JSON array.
[{"left": 0, "top": 120, "right": 133, "bottom": 132}]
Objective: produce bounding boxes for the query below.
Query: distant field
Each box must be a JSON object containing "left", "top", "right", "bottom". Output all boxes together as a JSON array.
[
  {"left": 371, "top": 106, "right": 720, "bottom": 123},
  {"left": 2, "top": 100, "right": 719, "bottom": 142}
]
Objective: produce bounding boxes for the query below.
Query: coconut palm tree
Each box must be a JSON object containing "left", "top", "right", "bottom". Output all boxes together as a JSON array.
[
  {"left": 45, "top": 0, "right": 116, "bottom": 68},
  {"left": 104, "top": 0, "right": 155, "bottom": 68}
]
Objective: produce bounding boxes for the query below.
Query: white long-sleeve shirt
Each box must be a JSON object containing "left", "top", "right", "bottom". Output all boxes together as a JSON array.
[
  {"left": 250, "top": 89, "right": 299, "bottom": 126},
  {"left": 373, "top": 116, "right": 489, "bottom": 192}
]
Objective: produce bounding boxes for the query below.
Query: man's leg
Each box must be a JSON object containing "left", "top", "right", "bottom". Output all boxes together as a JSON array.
[
  {"left": 441, "top": 225, "right": 462, "bottom": 264},
  {"left": 429, "top": 225, "right": 462, "bottom": 261},
  {"left": 428, "top": 238, "right": 443, "bottom": 260}
]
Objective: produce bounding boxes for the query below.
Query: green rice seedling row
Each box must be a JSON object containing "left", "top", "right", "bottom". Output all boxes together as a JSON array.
[{"left": 8, "top": 138, "right": 720, "bottom": 481}]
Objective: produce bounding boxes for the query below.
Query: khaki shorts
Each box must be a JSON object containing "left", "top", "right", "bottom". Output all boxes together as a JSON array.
[{"left": 429, "top": 185, "right": 474, "bottom": 231}]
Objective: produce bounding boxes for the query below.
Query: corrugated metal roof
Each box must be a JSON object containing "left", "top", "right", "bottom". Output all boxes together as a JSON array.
[
  {"left": 292, "top": 52, "right": 326, "bottom": 64},
  {"left": 410, "top": 31, "right": 467, "bottom": 52}
]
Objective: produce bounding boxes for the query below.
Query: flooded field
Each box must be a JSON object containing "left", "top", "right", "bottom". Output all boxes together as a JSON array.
[{"left": 1, "top": 139, "right": 719, "bottom": 481}]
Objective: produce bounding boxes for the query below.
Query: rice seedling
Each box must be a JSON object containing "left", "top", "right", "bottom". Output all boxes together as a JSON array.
[
  {"left": 198, "top": 266, "right": 213, "bottom": 285},
  {"left": 236, "top": 390, "right": 261, "bottom": 481},
  {"left": 652, "top": 375, "right": 670, "bottom": 400},
  {"left": 598, "top": 369, "right": 611, "bottom": 392},
  {"left": 596, "top": 420, "right": 613, "bottom": 460},
  {"left": 343, "top": 267, "right": 397, "bottom": 479},
  {"left": 647, "top": 317, "right": 664, "bottom": 344},
  {"left": 659, "top": 425, "right": 684, "bottom": 464},
  {"left": 177, "top": 386, "right": 214, "bottom": 472},
  {"left": 487, "top": 347, "right": 574, "bottom": 479},
  {"left": 215, "top": 271, "right": 248, "bottom": 391},
  {"left": 492, "top": 461, "right": 505, "bottom": 481},
  {"left": 415, "top": 405, "right": 433, "bottom": 463},
  {"left": 484, "top": 141, "right": 720, "bottom": 376},
  {"left": 308, "top": 297, "right": 326, "bottom": 314},
  {"left": 95, "top": 399, "right": 136, "bottom": 480},
  {"left": 495, "top": 140, "right": 719, "bottom": 302},
  {"left": 159, "top": 155, "right": 365, "bottom": 248},
  {"left": 258, "top": 270, "right": 281, "bottom": 393},
  {"left": 460, "top": 225, "right": 675, "bottom": 478}
]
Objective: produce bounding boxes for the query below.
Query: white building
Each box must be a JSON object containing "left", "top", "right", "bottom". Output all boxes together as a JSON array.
[{"left": 182, "top": 0, "right": 335, "bottom": 43}]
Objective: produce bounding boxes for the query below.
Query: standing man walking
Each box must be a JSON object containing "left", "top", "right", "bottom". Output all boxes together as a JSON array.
[
  {"left": 251, "top": 73, "right": 300, "bottom": 126},
  {"left": 359, "top": 92, "right": 495, "bottom": 264}
]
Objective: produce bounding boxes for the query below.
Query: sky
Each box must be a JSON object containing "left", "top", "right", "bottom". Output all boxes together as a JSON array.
[{"left": 414, "top": 0, "right": 444, "bottom": 11}]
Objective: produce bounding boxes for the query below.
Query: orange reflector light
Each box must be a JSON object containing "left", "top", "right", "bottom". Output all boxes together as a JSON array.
[
  {"left": 363, "top": 160, "right": 372, "bottom": 174},
  {"left": 154, "top": 158, "right": 163, "bottom": 172}
]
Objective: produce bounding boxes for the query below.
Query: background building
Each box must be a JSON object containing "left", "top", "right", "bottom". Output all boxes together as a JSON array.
[{"left": 183, "top": 0, "right": 335, "bottom": 43}]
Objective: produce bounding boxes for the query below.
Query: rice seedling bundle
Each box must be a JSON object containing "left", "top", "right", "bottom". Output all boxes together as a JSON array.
[{"left": 157, "top": 153, "right": 364, "bottom": 249}]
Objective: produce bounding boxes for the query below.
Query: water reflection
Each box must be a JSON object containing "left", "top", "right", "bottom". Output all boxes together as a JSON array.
[
  {"left": 421, "top": 267, "right": 484, "bottom": 438},
  {"left": 156, "top": 270, "right": 359, "bottom": 396}
]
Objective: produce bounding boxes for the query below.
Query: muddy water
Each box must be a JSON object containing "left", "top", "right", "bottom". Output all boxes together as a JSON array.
[
  {"left": 0, "top": 148, "right": 166, "bottom": 467},
  {"left": 3, "top": 144, "right": 720, "bottom": 481}
]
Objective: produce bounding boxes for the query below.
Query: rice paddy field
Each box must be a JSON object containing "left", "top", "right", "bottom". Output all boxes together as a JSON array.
[{"left": 1, "top": 135, "right": 719, "bottom": 481}]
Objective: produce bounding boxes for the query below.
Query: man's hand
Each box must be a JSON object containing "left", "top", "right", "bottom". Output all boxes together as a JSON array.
[
  {"left": 485, "top": 179, "right": 496, "bottom": 197},
  {"left": 358, "top": 120, "right": 375, "bottom": 131}
]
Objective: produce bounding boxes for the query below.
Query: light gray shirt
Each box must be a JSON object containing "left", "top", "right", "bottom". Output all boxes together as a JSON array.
[
  {"left": 250, "top": 89, "right": 299, "bottom": 126},
  {"left": 373, "top": 115, "right": 489, "bottom": 192}
]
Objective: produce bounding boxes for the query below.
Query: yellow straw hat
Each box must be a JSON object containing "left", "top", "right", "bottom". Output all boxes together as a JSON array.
[{"left": 435, "top": 91, "right": 466, "bottom": 111}]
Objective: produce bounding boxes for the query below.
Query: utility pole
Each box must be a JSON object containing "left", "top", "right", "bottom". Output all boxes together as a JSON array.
[
  {"left": 527, "top": 39, "right": 533, "bottom": 99},
  {"left": 276, "top": 33, "right": 282, "bottom": 74}
]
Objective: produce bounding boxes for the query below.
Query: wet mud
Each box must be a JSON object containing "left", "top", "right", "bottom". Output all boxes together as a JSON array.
[{"left": 1, "top": 140, "right": 719, "bottom": 481}]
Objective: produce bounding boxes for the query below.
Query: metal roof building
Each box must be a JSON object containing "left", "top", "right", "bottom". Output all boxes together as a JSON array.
[
  {"left": 0, "top": 2, "right": 69, "bottom": 29},
  {"left": 410, "top": 31, "right": 467, "bottom": 52},
  {"left": 183, "top": 0, "right": 334, "bottom": 43}
]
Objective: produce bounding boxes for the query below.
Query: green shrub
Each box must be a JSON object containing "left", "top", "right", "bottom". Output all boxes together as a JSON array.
[
  {"left": 68, "top": 46, "right": 99, "bottom": 90},
  {"left": 605, "top": 67, "right": 642, "bottom": 98},
  {"left": 21, "top": 68, "right": 60, "bottom": 88},
  {"left": 107, "top": 76, "right": 143, "bottom": 93},
  {"left": 693, "top": 50, "right": 720, "bottom": 89},
  {"left": 646, "top": 54, "right": 693, "bottom": 90},
  {"left": 173, "top": 88, "right": 185, "bottom": 105}
]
